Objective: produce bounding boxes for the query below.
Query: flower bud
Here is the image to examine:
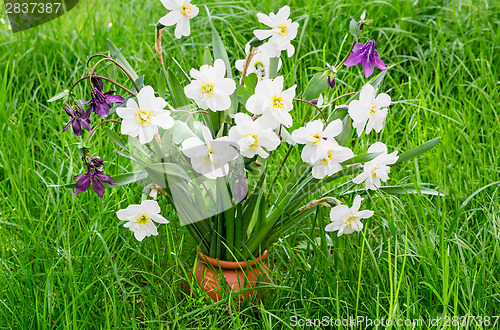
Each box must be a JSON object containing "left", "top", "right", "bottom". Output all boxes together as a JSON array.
[
  {"left": 320, "top": 70, "right": 330, "bottom": 80},
  {"left": 233, "top": 180, "right": 249, "bottom": 201},
  {"left": 89, "top": 156, "right": 104, "bottom": 169},
  {"left": 249, "top": 37, "right": 265, "bottom": 48},
  {"left": 327, "top": 76, "right": 336, "bottom": 90}
]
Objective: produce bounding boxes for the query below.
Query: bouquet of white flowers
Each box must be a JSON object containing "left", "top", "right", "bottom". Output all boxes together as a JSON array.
[{"left": 51, "top": 2, "right": 440, "bottom": 299}]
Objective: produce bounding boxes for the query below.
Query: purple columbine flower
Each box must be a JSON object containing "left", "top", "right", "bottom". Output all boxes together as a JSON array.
[
  {"left": 344, "top": 40, "right": 387, "bottom": 78},
  {"left": 82, "top": 77, "right": 125, "bottom": 119},
  {"left": 62, "top": 104, "right": 91, "bottom": 137},
  {"left": 74, "top": 156, "right": 116, "bottom": 198}
]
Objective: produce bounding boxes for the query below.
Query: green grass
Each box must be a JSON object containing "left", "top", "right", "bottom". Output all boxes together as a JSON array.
[{"left": 0, "top": 0, "right": 499, "bottom": 328}]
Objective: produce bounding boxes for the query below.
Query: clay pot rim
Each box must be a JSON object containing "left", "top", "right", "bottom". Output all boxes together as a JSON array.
[{"left": 197, "top": 249, "right": 268, "bottom": 270}]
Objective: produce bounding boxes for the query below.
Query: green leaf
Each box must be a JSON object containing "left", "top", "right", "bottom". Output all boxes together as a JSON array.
[
  {"left": 135, "top": 75, "right": 145, "bottom": 89},
  {"left": 342, "top": 185, "right": 443, "bottom": 196},
  {"left": 166, "top": 68, "right": 189, "bottom": 109},
  {"left": 106, "top": 39, "right": 139, "bottom": 81},
  {"left": 349, "top": 19, "right": 359, "bottom": 36},
  {"left": 146, "top": 163, "right": 191, "bottom": 181},
  {"left": 302, "top": 72, "right": 329, "bottom": 101},
  {"left": 158, "top": 69, "right": 166, "bottom": 99},
  {"left": 169, "top": 121, "right": 197, "bottom": 145},
  {"left": 236, "top": 73, "right": 258, "bottom": 105},
  {"left": 369, "top": 70, "right": 386, "bottom": 90},
  {"left": 103, "top": 127, "right": 128, "bottom": 151},
  {"left": 111, "top": 171, "right": 149, "bottom": 187},
  {"left": 48, "top": 90, "right": 69, "bottom": 102},
  {"left": 203, "top": 47, "right": 213, "bottom": 66},
  {"left": 378, "top": 185, "right": 443, "bottom": 196},
  {"left": 237, "top": 85, "right": 253, "bottom": 106},
  {"left": 341, "top": 152, "right": 383, "bottom": 166},
  {"left": 393, "top": 137, "right": 441, "bottom": 166},
  {"left": 244, "top": 72, "right": 258, "bottom": 91},
  {"left": 335, "top": 113, "right": 352, "bottom": 146},
  {"left": 268, "top": 57, "right": 279, "bottom": 80}
]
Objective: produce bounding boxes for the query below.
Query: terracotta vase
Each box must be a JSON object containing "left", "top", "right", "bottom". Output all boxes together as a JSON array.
[{"left": 190, "top": 249, "right": 269, "bottom": 302}]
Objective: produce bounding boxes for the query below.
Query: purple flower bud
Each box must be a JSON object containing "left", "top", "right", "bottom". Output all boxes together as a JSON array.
[
  {"left": 310, "top": 99, "right": 319, "bottom": 105},
  {"left": 91, "top": 77, "right": 104, "bottom": 92},
  {"left": 89, "top": 156, "right": 105, "bottom": 169},
  {"left": 327, "top": 76, "right": 336, "bottom": 90},
  {"left": 233, "top": 180, "right": 248, "bottom": 201},
  {"left": 344, "top": 40, "right": 387, "bottom": 78}
]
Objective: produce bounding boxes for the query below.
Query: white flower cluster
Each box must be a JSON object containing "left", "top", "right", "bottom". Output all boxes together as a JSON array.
[{"left": 116, "top": 4, "right": 399, "bottom": 241}]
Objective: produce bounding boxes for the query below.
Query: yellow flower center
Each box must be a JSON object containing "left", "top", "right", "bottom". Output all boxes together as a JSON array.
[
  {"left": 271, "top": 94, "right": 285, "bottom": 110},
  {"left": 245, "top": 134, "right": 259, "bottom": 149},
  {"left": 369, "top": 105, "right": 378, "bottom": 116},
  {"left": 310, "top": 132, "right": 322, "bottom": 145},
  {"left": 201, "top": 83, "right": 214, "bottom": 96},
  {"left": 254, "top": 61, "right": 265, "bottom": 70},
  {"left": 136, "top": 109, "right": 152, "bottom": 126},
  {"left": 136, "top": 214, "right": 149, "bottom": 225},
  {"left": 204, "top": 148, "right": 215, "bottom": 163},
  {"left": 345, "top": 215, "right": 359, "bottom": 225},
  {"left": 277, "top": 25, "right": 288, "bottom": 36},
  {"left": 181, "top": 4, "right": 192, "bottom": 16},
  {"left": 371, "top": 166, "right": 379, "bottom": 178},
  {"left": 321, "top": 150, "right": 334, "bottom": 164}
]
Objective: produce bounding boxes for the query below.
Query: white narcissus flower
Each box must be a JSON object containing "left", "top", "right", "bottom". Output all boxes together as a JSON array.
[
  {"left": 253, "top": 6, "right": 299, "bottom": 57},
  {"left": 117, "top": 200, "right": 169, "bottom": 241},
  {"left": 348, "top": 84, "right": 391, "bottom": 136},
  {"left": 184, "top": 59, "right": 236, "bottom": 112},
  {"left": 116, "top": 86, "right": 174, "bottom": 144},
  {"left": 235, "top": 44, "right": 282, "bottom": 80},
  {"left": 352, "top": 142, "right": 399, "bottom": 190},
  {"left": 311, "top": 144, "right": 355, "bottom": 179},
  {"left": 325, "top": 195, "right": 374, "bottom": 236},
  {"left": 159, "top": 0, "right": 199, "bottom": 39},
  {"left": 181, "top": 126, "right": 238, "bottom": 179},
  {"left": 292, "top": 119, "right": 343, "bottom": 163},
  {"left": 246, "top": 76, "right": 296, "bottom": 129},
  {"left": 228, "top": 113, "right": 281, "bottom": 158}
]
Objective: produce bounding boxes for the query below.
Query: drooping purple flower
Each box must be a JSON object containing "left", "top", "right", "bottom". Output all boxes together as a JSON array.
[
  {"left": 82, "top": 77, "right": 125, "bottom": 119},
  {"left": 62, "top": 104, "right": 92, "bottom": 137},
  {"left": 344, "top": 40, "right": 387, "bottom": 78},
  {"left": 73, "top": 156, "right": 116, "bottom": 198}
]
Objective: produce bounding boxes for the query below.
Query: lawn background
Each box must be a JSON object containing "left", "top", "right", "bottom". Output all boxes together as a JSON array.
[{"left": 0, "top": 0, "right": 499, "bottom": 328}]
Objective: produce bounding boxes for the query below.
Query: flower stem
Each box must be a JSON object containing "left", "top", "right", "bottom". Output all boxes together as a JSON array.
[
  {"left": 268, "top": 101, "right": 315, "bottom": 196},
  {"left": 309, "top": 92, "right": 358, "bottom": 121},
  {"left": 67, "top": 74, "right": 136, "bottom": 98},
  {"left": 293, "top": 98, "right": 327, "bottom": 122},
  {"left": 240, "top": 47, "right": 258, "bottom": 85},
  {"left": 83, "top": 119, "right": 121, "bottom": 146},
  {"left": 89, "top": 57, "right": 140, "bottom": 92}
]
